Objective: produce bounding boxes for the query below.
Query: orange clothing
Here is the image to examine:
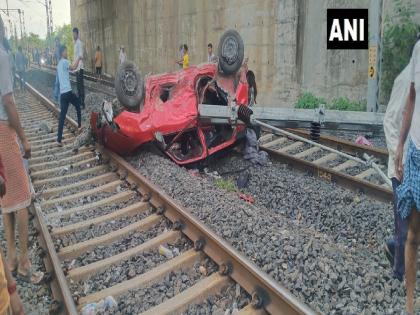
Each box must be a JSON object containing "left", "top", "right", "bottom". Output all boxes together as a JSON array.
[
  {"left": 95, "top": 51, "right": 102, "bottom": 68},
  {"left": 0, "top": 255, "right": 10, "bottom": 315}
]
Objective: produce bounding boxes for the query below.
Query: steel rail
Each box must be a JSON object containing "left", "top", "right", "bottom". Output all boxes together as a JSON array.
[
  {"left": 261, "top": 146, "right": 393, "bottom": 203},
  {"left": 282, "top": 129, "right": 388, "bottom": 162},
  {"left": 29, "top": 65, "right": 115, "bottom": 97},
  {"left": 24, "top": 82, "right": 315, "bottom": 315}
]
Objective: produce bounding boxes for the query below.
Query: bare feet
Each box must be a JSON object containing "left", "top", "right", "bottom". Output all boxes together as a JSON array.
[
  {"left": 17, "top": 258, "right": 44, "bottom": 284},
  {"left": 7, "top": 256, "right": 18, "bottom": 272}
]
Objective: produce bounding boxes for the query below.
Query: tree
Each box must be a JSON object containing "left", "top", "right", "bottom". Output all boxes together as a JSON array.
[
  {"left": 51, "top": 24, "right": 74, "bottom": 62},
  {"left": 381, "top": 0, "right": 420, "bottom": 104}
]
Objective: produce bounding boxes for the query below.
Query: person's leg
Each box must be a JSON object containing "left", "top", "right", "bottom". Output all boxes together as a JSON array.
[
  {"left": 69, "top": 92, "right": 82, "bottom": 128},
  {"left": 53, "top": 75, "right": 60, "bottom": 102},
  {"left": 15, "top": 208, "right": 29, "bottom": 273},
  {"left": 389, "top": 177, "right": 406, "bottom": 280},
  {"left": 57, "top": 93, "right": 70, "bottom": 143},
  {"left": 405, "top": 209, "right": 420, "bottom": 314},
  {"left": 76, "top": 70, "right": 85, "bottom": 109},
  {"left": 2, "top": 212, "right": 17, "bottom": 270},
  {"left": 20, "top": 71, "right": 25, "bottom": 91}
]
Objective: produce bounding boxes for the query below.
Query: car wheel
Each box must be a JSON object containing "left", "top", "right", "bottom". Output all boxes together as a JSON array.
[
  {"left": 115, "top": 60, "right": 144, "bottom": 111},
  {"left": 218, "top": 30, "right": 244, "bottom": 75}
]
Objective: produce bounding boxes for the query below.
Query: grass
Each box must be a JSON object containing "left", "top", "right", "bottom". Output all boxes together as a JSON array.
[
  {"left": 295, "top": 92, "right": 366, "bottom": 111},
  {"left": 215, "top": 178, "right": 237, "bottom": 192}
]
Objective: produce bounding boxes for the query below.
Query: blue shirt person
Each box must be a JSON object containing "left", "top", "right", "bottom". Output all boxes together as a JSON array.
[{"left": 56, "top": 45, "right": 82, "bottom": 145}]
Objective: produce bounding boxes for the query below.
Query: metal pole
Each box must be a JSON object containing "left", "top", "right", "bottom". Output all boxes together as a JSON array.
[
  {"left": 18, "top": 9, "right": 23, "bottom": 39},
  {"left": 367, "top": 0, "right": 383, "bottom": 112},
  {"left": 45, "top": 0, "right": 50, "bottom": 45},
  {"left": 6, "top": 0, "right": 12, "bottom": 38}
]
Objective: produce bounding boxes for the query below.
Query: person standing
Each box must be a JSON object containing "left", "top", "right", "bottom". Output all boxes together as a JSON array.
[
  {"left": 15, "top": 47, "right": 27, "bottom": 92},
  {"left": 207, "top": 43, "right": 217, "bottom": 63},
  {"left": 56, "top": 45, "right": 82, "bottom": 146},
  {"left": 0, "top": 157, "right": 25, "bottom": 315},
  {"left": 119, "top": 46, "right": 126, "bottom": 64},
  {"left": 382, "top": 59, "right": 412, "bottom": 282},
  {"left": 0, "top": 16, "right": 42, "bottom": 284},
  {"left": 176, "top": 44, "right": 189, "bottom": 70},
  {"left": 95, "top": 46, "right": 103, "bottom": 79},
  {"left": 73, "top": 27, "right": 85, "bottom": 109},
  {"left": 395, "top": 39, "right": 420, "bottom": 315}
]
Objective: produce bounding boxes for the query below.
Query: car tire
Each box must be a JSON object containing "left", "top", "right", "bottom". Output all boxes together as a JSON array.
[
  {"left": 218, "top": 30, "right": 244, "bottom": 75},
  {"left": 115, "top": 60, "right": 144, "bottom": 111}
]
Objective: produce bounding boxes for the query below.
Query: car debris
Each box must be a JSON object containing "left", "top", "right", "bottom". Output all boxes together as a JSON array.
[{"left": 91, "top": 30, "right": 251, "bottom": 166}]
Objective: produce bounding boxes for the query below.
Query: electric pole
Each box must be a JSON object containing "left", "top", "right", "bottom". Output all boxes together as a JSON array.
[
  {"left": 18, "top": 9, "right": 23, "bottom": 39},
  {"left": 367, "top": 0, "right": 383, "bottom": 112},
  {"left": 5, "top": 0, "right": 12, "bottom": 38}
]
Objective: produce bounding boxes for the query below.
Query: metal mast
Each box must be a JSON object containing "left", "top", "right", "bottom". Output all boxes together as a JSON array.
[{"left": 367, "top": 0, "right": 383, "bottom": 112}]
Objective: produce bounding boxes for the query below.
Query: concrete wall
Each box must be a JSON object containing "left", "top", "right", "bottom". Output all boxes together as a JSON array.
[{"left": 69, "top": 0, "right": 416, "bottom": 107}]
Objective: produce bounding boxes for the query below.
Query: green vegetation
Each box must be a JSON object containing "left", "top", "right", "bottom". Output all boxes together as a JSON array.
[
  {"left": 381, "top": 0, "right": 420, "bottom": 103},
  {"left": 8, "top": 24, "right": 74, "bottom": 61},
  {"left": 215, "top": 178, "right": 237, "bottom": 192},
  {"left": 295, "top": 92, "right": 366, "bottom": 111},
  {"left": 295, "top": 92, "right": 326, "bottom": 109}
]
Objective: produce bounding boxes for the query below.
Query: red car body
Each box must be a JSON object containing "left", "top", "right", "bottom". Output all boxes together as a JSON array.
[{"left": 91, "top": 62, "right": 249, "bottom": 165}]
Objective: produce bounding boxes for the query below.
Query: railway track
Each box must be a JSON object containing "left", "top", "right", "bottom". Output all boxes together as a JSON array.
[
  {"left": 28, "top": 65, "right": 392, "bottom": 203},
  {"left": 29, "top": 64, "right": 115, "bottom": 98},
  {"left": 259, "top": 130, "right": 392, "bottom": 203},
  {"left": 19, "top": 85, "right": 313, "bottom": 314}
]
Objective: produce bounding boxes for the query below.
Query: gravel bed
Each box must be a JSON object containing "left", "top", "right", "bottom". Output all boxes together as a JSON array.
[
  {"left": 210, "top": 154, "right": 389, "bottom": 247},
  {"left": 0, "top": 216, "right": 52, "bottom": 314},
  {"left": 69, "top": 237, "right": 193, "bottom": 296},
  {"left": 128, "top": 150, "right": 406, "bottom": 314},
  {"left": 48, "top": 196, "right": 139, "bottom": 227},
  {"left": 185, "top": 283, "right": 250, "bottom": 314},
  {"left": 114, "top": 258, "right": 219, "bottom": 314},
  {"left": 34, "top": 163, "right": 109, "bottom": 191},
  {"left": 324, "top": 130, "right": 386, "bottom": 149},
  {"left": 31, "top": 160, "right": 102, "bottom": 180},
  {"left": 42, "top": 185, "right": 127, "bottom": 215},
  {"left": 57, "top": 210, "right": 153, "bottom": 248},
  {"left": 344, "top": 165, "right": 369, "bottom": 177},
  {"left": 62, "top": 219, "right": 170, "bottom": 269},
  {"left": 304, "top": 148, "right": 328, "bottom": 162}
]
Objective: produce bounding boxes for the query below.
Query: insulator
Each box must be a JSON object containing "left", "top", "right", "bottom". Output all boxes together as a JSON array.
[
  {"left": 237, "top": 105, "right": 253, "bottom": 125},
  {"left": 310, "top": 122, "right": 321, "bottom": 142}
]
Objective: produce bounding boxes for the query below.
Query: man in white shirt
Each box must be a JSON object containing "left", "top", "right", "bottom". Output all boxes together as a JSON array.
[
  {"left": 119, "top": 46, "right": 126, "bottom": 64},
  {"left": 383, "top": 60, "right": 411, "bottom": 282},
  {"left": 73, "top": 27, "right": 85, "bottom": 109},
  {"left": 395, "top": 39, "right": 420, "bottom": 315},
  {"left": 207, "top": 43, "right": 217, "bottom": 63}
]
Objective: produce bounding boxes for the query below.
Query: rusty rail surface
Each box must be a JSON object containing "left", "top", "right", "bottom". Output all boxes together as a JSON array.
[{"left": 23, "top": 82, "right": 315, "bottom": 315}]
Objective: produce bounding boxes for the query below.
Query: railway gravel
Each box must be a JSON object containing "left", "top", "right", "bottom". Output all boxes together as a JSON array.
[
  {"left": 0, "top": 217, "right": 51, "bottom": 314},
  {"left": 128, "top": 150, "right": 408, "bottom": 314}
]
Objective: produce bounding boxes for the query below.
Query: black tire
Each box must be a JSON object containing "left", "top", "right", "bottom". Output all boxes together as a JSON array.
[
  {"left": 218, "top": 30, "right": 244, "bottom": 75},
  {"left": 115, "top": 60, "right": 144, "bottom": 110}
]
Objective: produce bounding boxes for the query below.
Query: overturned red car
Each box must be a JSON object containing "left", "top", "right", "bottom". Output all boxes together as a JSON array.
[{"left": 91, "top": 30, "right": 252, "bottom": 165}]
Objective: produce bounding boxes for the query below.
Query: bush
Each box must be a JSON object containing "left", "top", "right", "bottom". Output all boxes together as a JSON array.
[
  {"left": 295, "top": 92, "right": 326, "bottom": 109},
  {"left": 381, "top": 0, "right": 420, "bottom": 103},
  {"left": 329, "top": 97, "right": 366, "bottom": 111},
  {"left": 295, "top": 92, "right": 366, "bottom": 111}
]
